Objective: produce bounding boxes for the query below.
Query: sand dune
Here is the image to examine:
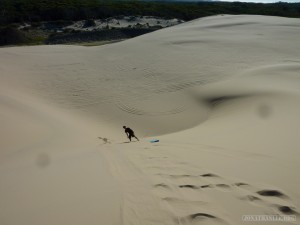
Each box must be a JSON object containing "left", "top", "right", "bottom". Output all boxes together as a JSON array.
[{"left": 1, "top": 15, "right": 300, "bottom": 225}]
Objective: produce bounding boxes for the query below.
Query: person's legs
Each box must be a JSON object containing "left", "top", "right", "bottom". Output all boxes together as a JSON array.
[
  {"left": 133, "top": 134, "right": 139, "bottom": 141},
  {"left": 128, "top": 134, "right": 132, "bottom": 141}
]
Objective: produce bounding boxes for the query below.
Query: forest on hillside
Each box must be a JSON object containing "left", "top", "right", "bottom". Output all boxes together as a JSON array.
[
  {"left": 1, "top": 0, "right": 300, "bottom": 25},
  {"left": 1, "top": 0, "right": 299, "bottom": 46}
]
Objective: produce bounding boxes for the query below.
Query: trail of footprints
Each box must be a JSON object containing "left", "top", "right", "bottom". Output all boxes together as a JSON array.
[{"left": 133, "top": 149, "right": 299, "bottom": 225}]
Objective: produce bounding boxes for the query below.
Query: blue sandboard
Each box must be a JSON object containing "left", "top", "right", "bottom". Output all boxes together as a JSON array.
[{"left": 150, "top": 139, "right": 159, "bottom": 143}]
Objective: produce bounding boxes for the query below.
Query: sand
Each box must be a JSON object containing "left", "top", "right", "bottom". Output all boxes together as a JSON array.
[
  {"left": 0, "top": 15, "right": 300, "bottom": 225},
  {"left": 65, "top": 16, "right": 183, "bottom": 31}
]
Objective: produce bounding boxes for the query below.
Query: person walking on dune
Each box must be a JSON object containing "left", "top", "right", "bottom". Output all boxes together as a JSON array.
[{"left": 123, "top": 126, "right": 139, "bottom": 142}]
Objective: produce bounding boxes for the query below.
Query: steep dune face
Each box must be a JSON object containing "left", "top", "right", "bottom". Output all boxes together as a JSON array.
[
  {"left": 1, "top": 15, "right": 300, "bottom": 225},
  {"left": 0, "top": 88, "right": 121, "bottom": 225},
  {"left": 1, "top": 15, "right": 300, "bottom": 136}
]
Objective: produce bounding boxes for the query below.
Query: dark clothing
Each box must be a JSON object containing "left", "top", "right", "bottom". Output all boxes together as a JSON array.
[
  {"left": 124, "top": 127, "right": 139, "bottom": 141},
  {"left": 124, "top": 127, "right": 134, "bottom": 135}
]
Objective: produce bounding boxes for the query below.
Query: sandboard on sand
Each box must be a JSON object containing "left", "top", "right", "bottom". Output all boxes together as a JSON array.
[{"left": 150, "top": 139, "right": 159, "bottom": 143}]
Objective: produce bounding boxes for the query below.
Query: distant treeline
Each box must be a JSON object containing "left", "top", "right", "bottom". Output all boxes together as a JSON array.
[
  {"left": 1, "top": 0, "right": 300, "bottom": 25},
  {"left": 46, "top": 28, "right": 157, "bottom": 44}
]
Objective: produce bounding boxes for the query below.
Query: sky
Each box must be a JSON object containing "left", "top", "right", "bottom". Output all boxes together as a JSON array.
[
  {"left": 218, "top": 0, "right": 300, "bottom": 2},
  {"left": 153, "top": 0, "right": 300, "bottom": 2}
]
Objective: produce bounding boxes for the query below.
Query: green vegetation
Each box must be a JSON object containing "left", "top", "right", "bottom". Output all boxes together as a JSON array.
[
  {"left": 0, "top": 0, "right": 300, "bottom": 25},
  {"left": 84, "top": 19, "right": 96, "bottom": 28},
  {"left": 46, "top": 28, "right": 157, "bottom": 44},
  {"left": 1, "top": 0, "right": 299, "bottom": 46},
  {"left": 0, "top": 27, "right": 28, "bottom": 45},
  {"left": 0, "top": 25, "right": 48, "bottom": 46}
]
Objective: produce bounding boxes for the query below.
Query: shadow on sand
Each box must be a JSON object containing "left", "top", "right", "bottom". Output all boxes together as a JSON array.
[{"left": 118, "top": 140, "right": 139, "bottom": 144}]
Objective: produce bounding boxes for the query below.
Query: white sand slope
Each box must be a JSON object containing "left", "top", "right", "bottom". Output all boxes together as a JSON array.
[
  {"left": 1, "top": 15, "right": 300, "bottom": 225},
  {"left": 64, "top": 16, "right": 183, "bottom": 31}
]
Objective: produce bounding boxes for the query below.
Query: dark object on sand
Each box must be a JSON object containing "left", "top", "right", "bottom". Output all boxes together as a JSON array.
[{"left": 123, "top": 126, "right": 139, "bottom": 142}]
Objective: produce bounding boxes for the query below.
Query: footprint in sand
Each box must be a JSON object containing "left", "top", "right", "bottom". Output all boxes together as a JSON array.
[
  {"left": 179, "top": 184, "right": 199, "bottom": 189},
  {"left": 154, "top": 183, "right": 171, "bottom": 189},
  {"left": 236, "top": 184, "right": 299, "bottom": 215},
  {"left": 145, "top": 154, "right": 298, "bottom": 223},
  {"left": 234, "top": 182, "right": 249, "bottom": 187},
  {"left": 215, "top": 184, "right": 232, "bottom": 191},
  {"left": 277, "top": 205, "right": 298, "bottom": 215},
  {"left": 241, "top": 195, "right": 262, "bottom": 202},
  {"left": 201, "top": 184, "right": 214, "bottom": 189},
  {"left": 257, "top": 189, "right": 288, "bottom": 198},
  {"left": 170, "top": 174, "right": 199, "bottom": 179},
  {"left": 200, "top": 173, "right": 219, "bottom": 178},
  {"left": 160, "top": 195, "right": 227, "bottom": 225},
  {"left": 185, "top": 212, "right": 229, "bottom": 225}
]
